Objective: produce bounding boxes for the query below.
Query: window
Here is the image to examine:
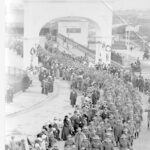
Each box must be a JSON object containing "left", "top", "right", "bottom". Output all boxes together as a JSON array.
[{"left": 66, "top": 28, "right": 81, "bottom": 33}]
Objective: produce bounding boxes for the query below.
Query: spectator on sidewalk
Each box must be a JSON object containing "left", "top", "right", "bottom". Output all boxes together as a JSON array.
[
  {"left": 22, "top": 74, "right": 31, "bottom": 92},
  {"left": 62, "top": 116, "right": 71, "bottom": 141},
  {"left": 70, "top": 88, "right": 78, "bottom": 108}
]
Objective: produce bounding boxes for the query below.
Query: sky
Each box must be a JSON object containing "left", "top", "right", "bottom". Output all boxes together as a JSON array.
[
  {"left": 111, "top": 0, "right": 150, "bottom": 10},
  {"left": 5, "top": 0, "right": 150, "bottom": 10}
]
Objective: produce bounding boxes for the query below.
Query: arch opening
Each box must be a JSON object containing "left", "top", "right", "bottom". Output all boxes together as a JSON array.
[{"left": 39, "top": 16, "right": 102, "bottom": 51}]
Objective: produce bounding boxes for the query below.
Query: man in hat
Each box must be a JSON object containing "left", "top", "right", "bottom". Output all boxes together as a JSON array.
[
  {"left": 122, "top": 128, "right": 132, "bottom": 146},
  {"left": 114, "top": 120, "right": 123, "bottom": 146},
  {"left": 71, "top": 111, "right": 82, "bottom": 133},
  {"left": 102, "top": 138, "right": 114, "bottom": 150},
  {"left": 64, "top": 134, "right": 75, "bottom": 149},
  {"left": 96, "top": 124, "right": 105, "bottom": 142},
  {"left": 91, "top": 135, "right": 102, "bottom": 150},
  {"left": 70, "top": 88, "right": 78, "bottom": 108},
  {"left": 104, "top": 128, "right": 116, "bottom": 147},
  {"left": 118, "top": 134, "right": 131, "bottom": 150},
  {"left": 82, "top": 126, "right": 90, "bottom": 140},
  {"left": 75, "top": 127, "right": 85, "bottom": 150},
  {"left": 80, "top": 135, "right": 91, "bottom": 150},
  {"left": 52, "top": 145, "right": 59, "bottom": 150},
  {"left": 52, "top": 117, "right": 60, "bottom": 140}
]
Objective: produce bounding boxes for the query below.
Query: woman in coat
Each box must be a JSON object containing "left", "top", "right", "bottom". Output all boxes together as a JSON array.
[{"left": 61, "top": 116, "right": 71, "bottom": 141}]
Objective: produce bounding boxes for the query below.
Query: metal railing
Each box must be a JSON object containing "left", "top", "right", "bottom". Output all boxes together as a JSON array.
[{"left": 57, "top": 34, "right": 95, "bottom": 59}]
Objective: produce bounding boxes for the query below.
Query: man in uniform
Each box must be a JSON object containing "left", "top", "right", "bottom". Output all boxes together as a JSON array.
[
  {"left": 91, "top": 135, "right": 103, "bottom": 150},
  {"left": 102, "top": 138, "right": 114, "bottom": 150},
  {"left": 114, "top": 120, "right": 123, "bottom": 146},
  {"left": 74, "top": 128, "right": 85, "bottom": 150},
  {"left": 64, "top": 135, "right": 75, "bottom": 149},
  {"left": 70, "top": 88, "right": 78, "bottom": 108},
  {"left": 82, "top": 126, "right": 91, "bottom": 140},
  {"left": 80, "top": 136, "right": 91, "bottom": 150},
  {"left": 118, "top": 134, "right": 131, "bottom": 150}
]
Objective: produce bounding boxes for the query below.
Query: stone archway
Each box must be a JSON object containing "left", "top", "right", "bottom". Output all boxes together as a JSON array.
[
  {"left": 23, "top": 0, "right": 112, "bottom": 68},
  {"left": 38, "top": 16, "right": 102, "bottom": 48}
]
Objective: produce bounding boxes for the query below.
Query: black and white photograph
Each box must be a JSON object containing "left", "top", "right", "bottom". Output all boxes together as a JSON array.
[{"left": 3, "top": 0, "right": 150, "bottom": 150}]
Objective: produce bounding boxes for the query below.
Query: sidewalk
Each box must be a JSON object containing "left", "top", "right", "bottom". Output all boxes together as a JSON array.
[
  {"left": 5, "top": 79, "right": 82, "bottom": 145},
  {"left": 5, "top": 75, "right": 57, "bottom": 116}
]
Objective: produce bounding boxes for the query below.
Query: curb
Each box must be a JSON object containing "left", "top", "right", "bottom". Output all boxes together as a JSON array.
[{"left": 6, "top": 80, "right": 60, "bottom": 118}]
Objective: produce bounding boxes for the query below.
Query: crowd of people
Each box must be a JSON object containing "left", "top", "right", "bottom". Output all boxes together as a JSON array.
[
  {"left": 38, "top": 69, "right": 54, "bottom": 95},
  {"left": 131, "top": 58, "right": 141, "bottom": 73},
  {"left": 111, "top": 51, "right": 123, "bottom": 65},
  {"left": 6, "top": 42, "right": 150, "bottom": 150}
]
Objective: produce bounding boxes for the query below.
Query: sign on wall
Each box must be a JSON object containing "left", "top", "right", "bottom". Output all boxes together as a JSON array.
[{"left": 66, "top": 28, "right": 81, "bottom": 33}]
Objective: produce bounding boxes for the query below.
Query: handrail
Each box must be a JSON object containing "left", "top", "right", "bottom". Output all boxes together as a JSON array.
[{"left": 57, "top": 34, "right": 95, "bottom": 59}]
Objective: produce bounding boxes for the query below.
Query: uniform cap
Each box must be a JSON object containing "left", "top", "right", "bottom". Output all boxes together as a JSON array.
[
  {"left": 42, "top": 134, "right": 47, "bottom": 140},
  {"left": 83, "top": 135, "right": 88, "bottom": 140},
  {"left": 120, "top": 134, "right": 127, "bottom": 139},
  {"left": 106, "top": 132, "right": 112, "bottom": 136},
  {"left": 104, "top": 138, "right": 111, "bottom": 142},
  {"left": 35, "top": 143, "right": 40, "bottom": 148},
  {"left": 106, "top": 127, "right": 112, "bottom": 131},
  {"left": 67, "top": 135, "right": 72, "bottom": 138},
  {"left": 83, "top": 126, "right": 88, "bottom": 130},
  {"left": 93, "top": 135, "right": 100, "bottom": 140},
  {"left": 37, "top": 137, "right": 42, "bottom": 142}
]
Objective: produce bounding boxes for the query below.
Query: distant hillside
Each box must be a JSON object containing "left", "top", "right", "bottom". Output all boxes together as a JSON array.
[{"left": 113, "top": 9, "right": 150, "bottom": 42}]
